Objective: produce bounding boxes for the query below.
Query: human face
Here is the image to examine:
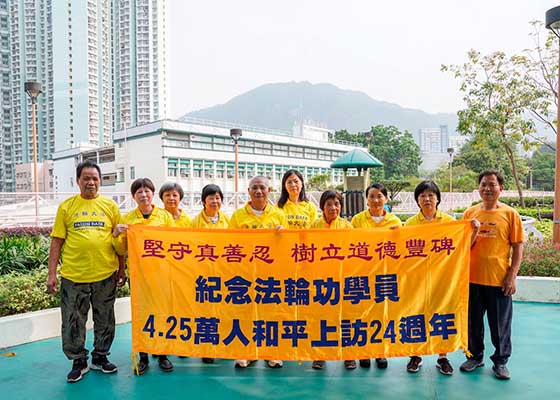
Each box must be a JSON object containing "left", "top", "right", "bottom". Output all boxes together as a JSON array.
[
  {"left": 367, "top": 188, "right": 387, "bottom": 216},
  {"left": 162, "top": 190, "right": 181, "bottom": 212},
  {"left": 479, "top": 174, "right": 503, "bottom": 205},
  {"left": 248, "top": 177, "right": 270, "bottom": 209},
  {"left": 134, "top": 186, "right": 154, "bottom": 208},
  {"left": 418, "top": 189, "right": 438, "bottom": 218},
  {"left": 323, "top": 198, "right": 341, "bottom": 224},
  {"left": 203, "top": 193, "right": 222, "bottom": 216},
  {"left": 77, "top": 167, "right": 100, "bottom": 199},
  {"left": 285, "top": 173, "right": 302, "bottom": 200}
]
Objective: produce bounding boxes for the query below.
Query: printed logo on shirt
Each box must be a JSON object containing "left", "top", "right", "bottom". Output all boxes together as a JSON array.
[
  {"left": 74, "top": 221, "right": 106, "bottom": 229},
  {"left": 479, "top": 221, "right": 497, "bottom": 238}
]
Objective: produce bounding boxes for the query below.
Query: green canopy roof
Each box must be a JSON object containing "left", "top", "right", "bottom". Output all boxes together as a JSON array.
[{"left": 330, "top": 149, "right": 383, "bottom": 169}]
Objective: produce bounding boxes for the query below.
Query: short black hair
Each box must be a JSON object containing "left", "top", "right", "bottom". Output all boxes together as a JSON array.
[
  {"left": 413, "top": 180, "right": 441, "bottom": 207},
  {"left": 76, "top": 160, "right": 101, "bottom": 179},
  {"left": 366, "top": 183, "right": 388, "bottom": 198},
  {"left": 159, "top": 182, "right": 184, "bottom": 200},
  {"left": 319, "top": 190, "right": 343, "bottom": 211},
  {"left": 201, "top": 184, "right": 224, "bottom": 202},
  {"left": 130, "top": 178, "right": 155, "bottom": 196},
  {"left": 478, "top": 169, "right": 504, "bottom": 186}
]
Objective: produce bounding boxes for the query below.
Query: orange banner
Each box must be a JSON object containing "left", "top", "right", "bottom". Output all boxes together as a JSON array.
[{"left": 128, "top": 221, "right": 471, "bottom": 360}]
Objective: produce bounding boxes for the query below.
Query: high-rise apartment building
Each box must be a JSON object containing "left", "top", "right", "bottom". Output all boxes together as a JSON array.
[
  {"left": 113, "top": 0, "right": 167, "bottom": 130},
  {"left": 0, "top": 0, "right": 168, "bottom": 192}
]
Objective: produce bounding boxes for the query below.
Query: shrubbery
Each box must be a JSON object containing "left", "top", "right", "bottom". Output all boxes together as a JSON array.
[{"left": 0, "top": 228, "right": 130, "bottom": 317}]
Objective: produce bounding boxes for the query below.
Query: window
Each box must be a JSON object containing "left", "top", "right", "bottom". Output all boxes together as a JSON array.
[{"left": 130, "top": 166, "right": 135, "bottom": 179}]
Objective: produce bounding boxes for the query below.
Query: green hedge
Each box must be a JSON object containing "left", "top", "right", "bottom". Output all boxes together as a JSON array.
[
  {"left": 470, "top": 196, "right": 554, "bottom": 208},
  {"left": 520, "top": 239, "right": 560, "bottom": 278},
  {"left": 0, "top": 268, "right": 130, "bottom": 317},
  {"left": 0, "top": 235, "right": 50, "bottom": 274}
]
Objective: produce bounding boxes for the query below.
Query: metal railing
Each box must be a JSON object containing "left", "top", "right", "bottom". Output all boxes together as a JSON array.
[{"left": 0, "top": 190, "right": 553, "bottom": 228}]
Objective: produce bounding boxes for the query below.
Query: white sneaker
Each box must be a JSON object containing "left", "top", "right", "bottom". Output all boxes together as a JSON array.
[
  {"left": 267, "top": 360, "right": 283, "bottom": 368},
  {"left": 235, "top": 359, "right": 255, "bottom": 368}
]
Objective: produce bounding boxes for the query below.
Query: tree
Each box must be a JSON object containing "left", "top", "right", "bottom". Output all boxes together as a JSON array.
[
  {"left": 334, "top": 125, "right": 421, "bottom": 180},
  {"left": 530, "top": 144, "right": 555, "bottom": 191},
  {"left": 453, "top": 137, "right": 528, "bottom": 191},
  {"left": 431, "top": 164, "right": 479, "bottom": 193},
  {"left": 522, "top": 21, "right": 559, "bottom": 137},
  {"left": 307, "top": 173, "right": 332, "bottom": 191},
  {"left": 442, "top": 50, "right": 542, "bottom": 207}
]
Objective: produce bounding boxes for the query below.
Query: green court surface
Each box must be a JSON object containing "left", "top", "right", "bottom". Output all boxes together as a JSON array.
[{"left": 1, "top": 302, "right": 559, "bottom": 399}]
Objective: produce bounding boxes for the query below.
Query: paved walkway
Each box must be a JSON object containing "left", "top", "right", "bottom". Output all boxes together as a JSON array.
[{"left": 1, "top": 302, "right": 559, "bottom": 399}]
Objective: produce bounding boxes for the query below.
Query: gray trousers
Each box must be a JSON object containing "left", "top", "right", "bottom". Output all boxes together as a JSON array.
[{"left": 60, "top": 273, "right": 117, "bottom": 360}]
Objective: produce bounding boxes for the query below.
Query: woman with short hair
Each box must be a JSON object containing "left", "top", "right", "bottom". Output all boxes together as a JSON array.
[
  {"left": 159, "top": 182, "right": 191, "bottom": 227},
  {"left": 112, "top": 178, "right": 175, "bottom": 375}
]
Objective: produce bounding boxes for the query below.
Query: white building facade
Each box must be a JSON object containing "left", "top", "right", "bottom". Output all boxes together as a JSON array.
[{"left": 52, "top": 119, "right": 362, "bottom": 207}]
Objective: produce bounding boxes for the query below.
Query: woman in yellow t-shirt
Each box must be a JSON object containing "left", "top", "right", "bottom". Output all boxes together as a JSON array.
[
  {"left": 276, "top": 169, "right": 317, "bottom": 229},
  {"left": 190, "top": 184, "right": 230, "bottom": 229},
  {"left": 112, "top": 178, "right": 174, "bottom": 376},
  {"left": 311, "top": 190, "right": 352, "bottom": 229},
  {"left": 190, "top": 184, "right": 229, "bottom": 364},
  {"left": 351, "top": 183, "right": 401, "bottom": 370},
  {"left": 310, "top": 190, "right": 352, "bottom": 370},
  {"left": 159, "top": 182, "right": 191, "bottom": 227},
  {"left": 404, "top": 180, "right": 455, "bottom": 376}
]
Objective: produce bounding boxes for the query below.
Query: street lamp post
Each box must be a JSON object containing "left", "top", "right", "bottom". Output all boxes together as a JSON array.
[
  {"left": 447, "top": 147, "right": 454, "bottom": 193},
  {"left": 545, "top": 6, "right": 560, "bottom": 248},
  {"left": 25, "top": 81, "right": 43, "bottom": 225},
  {"left": 230, "top": 128, "right": 242, "bottom": 208}
]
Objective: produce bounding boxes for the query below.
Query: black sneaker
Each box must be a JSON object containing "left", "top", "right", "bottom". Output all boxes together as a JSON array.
[
  {"left": 136, "top": 356, "right": 149, "bottom": 376},
  {"left": 375, "top": 357, "right": 388, "bottom": 369},
  {"left": 406, "top": 356, "right": 423, "bottom": 373},
  {"left": 459, "top": 358, "right": 484, "bottom": 372},
  {"left": 91, "top": 354, "right": 117, "bottom": 374},
  {"left": 359, "top": 359, "right": 371, "bottom": 368},
  {"left": 158, "top": 356, "right": 174, "bottom": 372},
  {"left": 492, "top": 364, "right": 510, "bottom": 380},
  {"left": 436, "top": 358, "right": 454, "bottom": 375},
  {"left": 202, "top": 358, "right": 215, "bottom": 364},
  {"left": 312, "top": 360, "right": 326, "bottom": 370},
  {"left": 344, "top": 360, "right": 357, "bottom": 370},
  {"left": 67, "top": 358, "right": 89, "bottom": 383}
]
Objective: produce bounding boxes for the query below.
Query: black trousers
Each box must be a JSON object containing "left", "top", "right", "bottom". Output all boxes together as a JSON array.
[{"left": 467, "top": 283, "right": 512, "bottom": 365}]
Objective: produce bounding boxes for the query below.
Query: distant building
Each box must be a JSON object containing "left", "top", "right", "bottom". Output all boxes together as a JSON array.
[
  {"left": 0, "top": 0, "right": 168, "bottom": 192},
  {"left": 15, "top": 161, "right": 53, "bottom": 192},
  {"left": 52, "top": 119, "right": 362, "bottom": 198}
]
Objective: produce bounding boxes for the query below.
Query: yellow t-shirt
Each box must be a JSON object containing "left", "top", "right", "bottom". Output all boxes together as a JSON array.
[
  {"left": 311, "top": 216, "right": 353, "bottom": 229},
  {"left": 276, "top": 200, "right": 318, "bottom": 229},
  {"left": 404, "top": 209, "right": 455, "bottom": 226},
  {"left": 351, "top": 209, "right": 402, "bottom": 229},
  {"left": 113, "top": 205, "right": 175, "bottom": 255},
  {"left": 51, "top": 194, "right": 121, "bottom": 283},
  {"left": 464, "top": 203, "right": 525, "bottom": 287},
  {"left": 228, "top": 202, "right": 288, "bottom": 229},
  {"left": 190, "top": 210, "right": 230, "bottom": 229},
  {"left": 173, "top": 209, "right": 192, "bottom": 227}
]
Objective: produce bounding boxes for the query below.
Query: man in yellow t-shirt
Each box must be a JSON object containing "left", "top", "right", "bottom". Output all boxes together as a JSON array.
[
  {"left": 47, "top": 161, "right": 125, "bottom": 383},
  {"left": 229, "top": 176, "right": 287, "bottom": 369},
  {"left": 459, "top": 170, "right": 524, "bottom": 380}
]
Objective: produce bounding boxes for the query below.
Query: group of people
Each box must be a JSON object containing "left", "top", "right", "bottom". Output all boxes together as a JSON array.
[{"left": 47, "top": 160, "right": 524, "bottom": 383}]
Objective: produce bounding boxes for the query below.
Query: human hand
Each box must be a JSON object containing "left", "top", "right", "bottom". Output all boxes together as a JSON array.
[{"left": 46, "top": 273, "right": 58, "bottom": 294}]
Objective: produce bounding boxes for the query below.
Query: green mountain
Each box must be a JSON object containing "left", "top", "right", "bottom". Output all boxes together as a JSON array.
[{"left": 181, "top": 81, "right": 458, "bottom": 138}]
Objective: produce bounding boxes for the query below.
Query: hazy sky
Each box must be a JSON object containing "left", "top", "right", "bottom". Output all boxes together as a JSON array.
[{"left": 168, "top": 0, "right": 560, "bottom": 119}]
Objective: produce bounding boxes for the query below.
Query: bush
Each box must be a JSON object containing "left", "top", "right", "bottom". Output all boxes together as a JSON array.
[
  {"left": 520, "top": 239, "right": 560, "bottom": 278},
  {"left": 0, "top": 268, "right": 59, "bottom": 316},
  {"left": 0, "top": 226, "right": 52, "bottom": 237},
  {"left": 0, "top": 268, "right": 130, "bottom": 317},
  {"left": 0, "top": 235, "right": 50, "bottom": 274}
]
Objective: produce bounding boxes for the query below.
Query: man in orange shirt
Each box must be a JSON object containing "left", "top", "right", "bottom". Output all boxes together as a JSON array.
[{"left": 460, "top": 170, "right": 524, "bottom": 380}]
